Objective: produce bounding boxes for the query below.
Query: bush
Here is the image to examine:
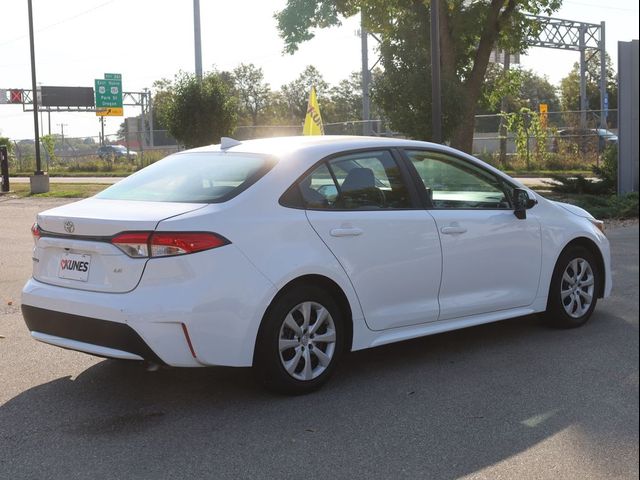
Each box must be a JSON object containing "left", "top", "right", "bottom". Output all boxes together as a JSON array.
[
  {"left": 546, "top": 192, "right": 638, "bottom": 219},
  {"left": 592, "top": 144, "right": 617, "bottom": 194},
  {"left": 547, "top": 174, "right": 611, "bottom": 195},
  {"left": 548, "top": 143, "right": 618, "bottom": 195}
]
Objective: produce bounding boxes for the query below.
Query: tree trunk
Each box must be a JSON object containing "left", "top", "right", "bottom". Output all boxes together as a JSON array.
[
  {"left": 450, "top": 95, "right": 477, "bottom": 153},
  {"left": 449, "top": 0, "right": 516, "bottom": 153}
]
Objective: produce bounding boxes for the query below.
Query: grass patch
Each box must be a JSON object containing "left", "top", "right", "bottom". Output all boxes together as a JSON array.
[
  {"left": 11, "top": 171, "right": 130, "bottom": 178},
  {"left": 504, "top": 169, "right": 592, "bottom": 177},
  {"left": 10, "top": 183, "right": 108, "bottom": 198},
  {"left": 543, "top": 192, "right": 639, "bottom": 219}
]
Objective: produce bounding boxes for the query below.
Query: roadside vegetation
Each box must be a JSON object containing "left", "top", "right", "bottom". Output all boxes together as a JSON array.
[
  {"left": 540, "top": 145, "right": 638, "bottom": 219},
  {"left": 9, "top": 183, "right": 107, "bottom": 199}
]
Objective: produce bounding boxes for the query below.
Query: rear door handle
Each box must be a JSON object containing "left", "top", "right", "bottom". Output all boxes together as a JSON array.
[
  {"left": 440, "top": 226, "right": 467, "bottom": 235},
  {"left": 330, "top": 227, "right": 363, "bottom": 237}
]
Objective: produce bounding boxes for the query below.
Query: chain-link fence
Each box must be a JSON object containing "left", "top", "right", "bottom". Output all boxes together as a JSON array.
[
  {"left": 472, "top": 109, "right": 618, "bottom": 170},
  {"left": 9, "top": 130, "right": 180, "bottom": 174},
  {"left": 5, "top": 112, "right": 616, "bottom": 175}
]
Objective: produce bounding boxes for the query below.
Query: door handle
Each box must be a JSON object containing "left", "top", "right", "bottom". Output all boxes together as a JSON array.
[
  {"left": 440, "top": 225, "right": 467, "bottom": 235},
  {"left": 330, "top": 227, "right": 363, "bottom": 237}
]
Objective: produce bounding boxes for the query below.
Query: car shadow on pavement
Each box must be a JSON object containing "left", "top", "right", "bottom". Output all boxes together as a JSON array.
[{"left": 1, "top": 309, "right": 637, "bottom": 479}]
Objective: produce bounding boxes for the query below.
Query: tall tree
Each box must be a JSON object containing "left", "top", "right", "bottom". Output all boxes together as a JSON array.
[
  {"left": 233, "top": 63, "right": 272, "bottom": 126},
  {"left": 275, "top": 0, "right": 562, "bottom": 152},
  {"left": 281, "top": 65, "right": 329, "bottom": 123},
  {"left": 478, "top": 64, "right": 560, "bottom": 114},
  {"left": 325, "top": 72, "right": 363, "bottom": 122},
  {"left": 559, "top": 55, "right": 617, "bottom": 113},
  {"left": 155, "top": 71, "right": 237, "bottom": 148}
]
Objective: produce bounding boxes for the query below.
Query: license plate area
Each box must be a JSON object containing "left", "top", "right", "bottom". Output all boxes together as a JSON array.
[{"left": 57, "top": 253, "right": 91, "bottom": 282}]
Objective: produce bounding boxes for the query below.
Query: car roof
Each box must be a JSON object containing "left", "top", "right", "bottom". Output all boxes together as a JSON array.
[
  {"left": 180, "top": 135, "right": 455, "bottom": 161},
  {"left": 172, "top": 135, "right": 525, "bottom": 189}
]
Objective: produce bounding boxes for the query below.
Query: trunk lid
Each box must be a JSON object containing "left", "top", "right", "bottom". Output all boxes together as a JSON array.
[{"left": 33, "top": 198, "right": 206, "bottom": 293}]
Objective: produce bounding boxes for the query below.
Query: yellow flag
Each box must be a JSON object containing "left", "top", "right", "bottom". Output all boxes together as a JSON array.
[{"left": 303, "top": 86, "right": 324, "bottom": 135}]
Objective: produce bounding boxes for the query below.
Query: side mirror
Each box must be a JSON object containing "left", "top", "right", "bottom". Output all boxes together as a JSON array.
[{"left": 513, "top": 188, "right": 537, "bottom": 219}]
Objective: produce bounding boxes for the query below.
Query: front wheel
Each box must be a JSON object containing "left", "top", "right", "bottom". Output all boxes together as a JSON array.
[
  {"left": 543, "top": 246, "right": 600, "bottom": 328},
  {"left": 254, "top": 286, "right": 345, "bottom": 395}
]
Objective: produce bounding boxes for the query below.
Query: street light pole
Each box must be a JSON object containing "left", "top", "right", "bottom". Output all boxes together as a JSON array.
[
  {"left": 27, "top": 0, "right": 49, "bottom": 193},
  {"left": 430, "top": 0, "right": 442, "bottom": 143},
  {"left": 193, "top": 0, "right": 203, "bottom": 79},
  {"left": 27, "top": 0, "right": 41, "bottom": 173}
]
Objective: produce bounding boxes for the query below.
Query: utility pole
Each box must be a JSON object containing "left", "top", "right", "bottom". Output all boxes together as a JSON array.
[
  {"left": 193, "top": 0, "right": 203, "bottom": 79},
  {"left": 360, "top": 12, "right": 371, "bottom": 136},
  {"left": 144, "top": 88, "right": 154, "bottom": 147},
  {"left": 599, "top": 21, "right": 607, "bottom": 129},
  {"left": 499, "top": 50, "right": 511, "bottom": 165},
  {"left": 58, "top": 123, "right": 67, "bottom": 151},
  {"left": 579, "top": 25, "right": 588, "bottom": 129},
  {"left": 27, "top": 0, "right": 49, "bottom": 193},
  {"left": 430, "top": 0, "right": 442, "bottom": 143}
]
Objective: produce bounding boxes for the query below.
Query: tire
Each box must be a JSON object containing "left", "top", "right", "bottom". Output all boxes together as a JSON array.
[
  {"left": 254, "top": 285, "right": 345, "bottom": 395},
  {"left": 543, "top": 246, "right": 600, "bottom": 328}
]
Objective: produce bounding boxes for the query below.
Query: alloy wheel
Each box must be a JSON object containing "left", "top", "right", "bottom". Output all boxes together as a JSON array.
[
  {"left": 560, "top": 258, "right": 595, "bottom": 318},
  {"left": 278, "top": 301, "right": 337, "bottom": 381}
]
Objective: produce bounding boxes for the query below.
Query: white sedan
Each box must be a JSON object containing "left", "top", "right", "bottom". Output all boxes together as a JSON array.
[{"left": 22, "top": 136, "right": 611, "bottom": 394}]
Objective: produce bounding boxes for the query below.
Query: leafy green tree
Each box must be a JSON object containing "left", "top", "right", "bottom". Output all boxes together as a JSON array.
[
  {"left": 479, "top": 65, "right": 560, "bottom": 114},
  {"left": 324, "top": 72, "right": 362, "bottom": 123},
  {"left": 0, "top": 136, "right": 13, "bottom": 155},
  {"left": 155, "top": 71, "right": 237, "bottom": 148},
  {"left": 275, "top": 0, "right": 563, "bottom": 152},
  {"left": 559, "top": 54, "right": 617, "bottom": 113},
  {"left": 281, "top": 65, "right": 329, "bottom": 122},
  {"left": 232, "top": 63, "right": 272, "bottom": 126}
]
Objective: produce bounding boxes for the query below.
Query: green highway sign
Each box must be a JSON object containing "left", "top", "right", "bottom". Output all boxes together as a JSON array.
[{"left": 95, "top": 73, "right": 122, "bottom": 116}]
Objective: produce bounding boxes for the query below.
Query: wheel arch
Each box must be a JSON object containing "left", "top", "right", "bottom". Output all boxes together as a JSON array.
[
  {"left": 252, "top": 274, "right": 354, "bottom": 366},
  {"left": 553, "top": 236, "right": 606, "bottom": 299}
]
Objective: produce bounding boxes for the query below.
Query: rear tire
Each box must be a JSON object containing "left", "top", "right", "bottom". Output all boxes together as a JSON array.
[
  {"left": 254, "top": 285, "right": 344, "bottom": 395},
  {"left": 543, "top": 246, "right": 600, "bottom": 328}
]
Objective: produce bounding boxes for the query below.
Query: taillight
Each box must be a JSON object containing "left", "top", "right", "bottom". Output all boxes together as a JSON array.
[
  {"left": 111, "top": 232, "right": 151, "bottom": 258},
  {"left": 111, "top": 231, "right": 229, "bottom": 258},
  {"left": 31, "top": 222, "right": 41, "bottom": 243},
  {"left": 150, "top": 232, "right": 229, "bottom": 257}
]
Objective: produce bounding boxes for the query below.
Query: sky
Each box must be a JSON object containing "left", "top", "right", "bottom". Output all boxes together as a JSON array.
[{"left": 0, "top": 0, "right": 638, "bottom": 141}]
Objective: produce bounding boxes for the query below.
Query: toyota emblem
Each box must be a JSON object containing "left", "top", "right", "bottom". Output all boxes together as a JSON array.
[{"left": 64, "top": 220, "right": 75, "bottom": 233}]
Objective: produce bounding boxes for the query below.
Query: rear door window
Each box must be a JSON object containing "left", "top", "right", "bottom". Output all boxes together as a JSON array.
[{"left": 297, "top": 150, "right": 412, "bottom": 210}]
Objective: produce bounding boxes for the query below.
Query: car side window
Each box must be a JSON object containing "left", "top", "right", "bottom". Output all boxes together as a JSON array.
[
  {"left": 405, "top": 150, "right": 512, "bottom": 209},
  {"left": 329, "top": 151, "right": 411, "bottom": 210},
  {"left": 298, "top": 150, "right": 412, "bottom": 210},
  {"left": 299, "top": 164, "right": 337, "bottom": 209}
]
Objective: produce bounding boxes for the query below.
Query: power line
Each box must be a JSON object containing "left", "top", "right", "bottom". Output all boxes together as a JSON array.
[
  {"left": 0, "top": 0, "right": 118, "bottom": 47},
  {"left": 564, "top": 0, "right": 639, "bottom": 12}
]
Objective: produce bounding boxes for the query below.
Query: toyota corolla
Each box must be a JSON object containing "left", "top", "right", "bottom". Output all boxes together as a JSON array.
[{"left": 22, "top": 136, "right": 611, "bottom": 394}]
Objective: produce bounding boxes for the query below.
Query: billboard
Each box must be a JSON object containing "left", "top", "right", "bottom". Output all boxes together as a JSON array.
[{"left": 41, "top": 86, "right": 95, "bottom": 107}]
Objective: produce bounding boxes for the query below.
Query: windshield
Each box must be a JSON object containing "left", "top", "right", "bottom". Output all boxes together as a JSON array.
[{"left": 96, "top": 152, "right": 274, "bottom": 203}]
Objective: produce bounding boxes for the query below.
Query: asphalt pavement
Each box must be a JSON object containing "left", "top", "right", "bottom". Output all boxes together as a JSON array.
[{"left": 0, "top": 197, "right": 638, "bottom": 480}]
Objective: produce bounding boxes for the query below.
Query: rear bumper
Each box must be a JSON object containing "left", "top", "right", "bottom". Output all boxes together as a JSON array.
[
  {"left": 21, "top": 244, "right": 278, "bottom": 367},
  {"left": 22, "top": 304, "right": 165, "bottom": 364}
]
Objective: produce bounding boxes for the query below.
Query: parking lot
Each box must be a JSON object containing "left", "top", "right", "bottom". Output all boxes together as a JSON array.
[{"left": 1, "top": 197, "right": 638, "bottom": 479}]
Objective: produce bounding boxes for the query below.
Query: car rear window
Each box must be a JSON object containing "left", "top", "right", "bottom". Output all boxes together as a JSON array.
[{"left": 96, "top": 152, "right": 274, "bottom": 203}]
